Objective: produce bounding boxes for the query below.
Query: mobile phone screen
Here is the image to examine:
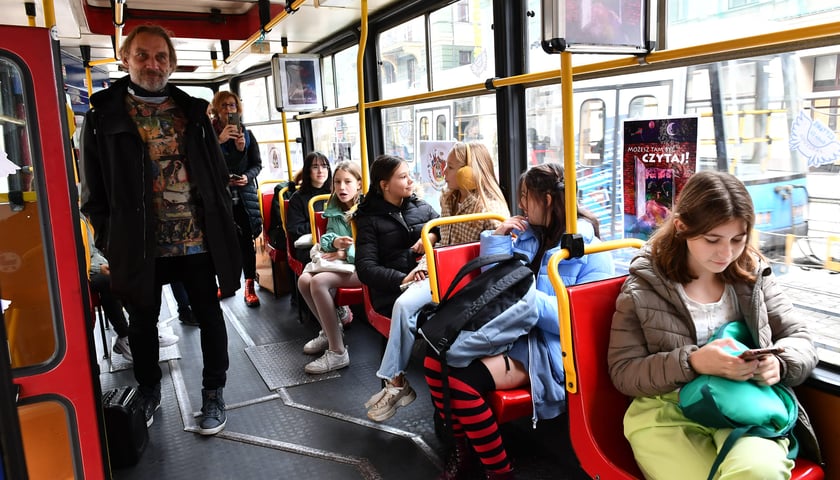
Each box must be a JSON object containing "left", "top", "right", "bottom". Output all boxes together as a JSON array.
[{"left": 227, "top": 112, "right": 241, "bottom": 129}]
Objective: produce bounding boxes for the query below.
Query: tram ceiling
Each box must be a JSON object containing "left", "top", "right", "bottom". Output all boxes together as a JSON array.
[{"left": 2, "top": 0, "right": 401, "bottom": 82}]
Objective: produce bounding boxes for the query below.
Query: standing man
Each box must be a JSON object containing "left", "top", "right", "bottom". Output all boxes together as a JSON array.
[{"left": 80, "top": 24, "right": 242, "bottom": 436}]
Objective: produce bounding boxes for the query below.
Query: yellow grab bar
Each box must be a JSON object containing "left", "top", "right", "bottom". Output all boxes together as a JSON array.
[
  {"left": 548, "top": 238, "right": 645, "bottom": 394},
  {"left": 308, "top": 193, "right": 331, "bottom": 242},
  {"left": 420, "top": 213, "right": 508, "bottom": 303},
  {"left": 257, "top": 179, "right": 287, "bottom": 226}
]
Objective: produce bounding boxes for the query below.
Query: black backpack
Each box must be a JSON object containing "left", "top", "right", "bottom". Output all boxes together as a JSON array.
[{"left": 417, "top": 252, "right": 534, "bottom": 355}]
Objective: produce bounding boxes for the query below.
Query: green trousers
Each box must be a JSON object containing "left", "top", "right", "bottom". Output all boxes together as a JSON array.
[{"left": 624, "top": 391, "right": 793, "bottom": 480}]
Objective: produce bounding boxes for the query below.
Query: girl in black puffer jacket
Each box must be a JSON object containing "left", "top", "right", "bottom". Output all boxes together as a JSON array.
[{"left": 355, "top": 155, "right": 439, "bottom": 316}]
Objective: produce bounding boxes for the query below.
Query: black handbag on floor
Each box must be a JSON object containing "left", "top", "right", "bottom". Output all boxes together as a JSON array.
[{"left": 102, "top": 385, "right": 148, "bottom": 468}]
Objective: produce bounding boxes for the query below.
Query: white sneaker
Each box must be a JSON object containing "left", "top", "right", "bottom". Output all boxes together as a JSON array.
[
  {"left": 366, "top": 379, "right": 417, "bottom": 422},
  {"left": 113, "top": 336, "right": 133, "bottom": 362},
  {"left": 303, "top": 330, "right": 330, "bottom": 355},
  {"left": 158, "top": 332, "right": 179, "bottom": 348},
  {"left": 304, "top": 348, "right": 349, "bottom": 374},
  {"left": 336, "top": 305, "right": 353, "bottom": 326}
]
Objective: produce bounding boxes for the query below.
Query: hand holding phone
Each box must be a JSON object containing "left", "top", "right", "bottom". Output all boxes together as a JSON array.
[
  {"left": 739, "top": 346, "right": 785, "bottom": 361},
  {"left": 227, "top": 112, "right": 241, "bottom": 131}
]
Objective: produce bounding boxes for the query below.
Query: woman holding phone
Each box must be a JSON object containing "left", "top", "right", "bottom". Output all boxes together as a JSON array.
[{"left": 210, "top": 91, "right": 263, "bottom": 307}]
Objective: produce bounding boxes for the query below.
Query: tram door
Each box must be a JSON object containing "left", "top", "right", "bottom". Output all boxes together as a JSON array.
[{"left": 0, "top": 27, "right": 107, "bottom": 479}]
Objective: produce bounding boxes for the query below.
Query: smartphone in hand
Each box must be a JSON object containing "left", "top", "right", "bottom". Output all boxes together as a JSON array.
[
  {"left": 227, "top": 112, "right": 241, "bottom": 131},
  {"left": 739, "top": 346, "right": 785, "bottom": 361}
]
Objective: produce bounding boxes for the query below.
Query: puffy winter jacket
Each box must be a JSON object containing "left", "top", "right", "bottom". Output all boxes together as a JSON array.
[
  {"left": 355, "top": 193, "right": 439, "bottom": 315},
  {"left": 220, "top": 128, "right": 263, "bottom": 237}
]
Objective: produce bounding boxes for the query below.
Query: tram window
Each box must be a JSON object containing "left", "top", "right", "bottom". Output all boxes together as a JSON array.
[
  {"left": 18, "top": 400, "right": 75, "bottom": 478},
  {"left": 321, "top": 56, "right": 336, "bottom": 109},
  {"left": 312, "top": 114, "right": 360, "bottom": 165},
  {"left": 335, "top": 46, "right": 359, "bottom": 108},
  {"left": 628, "top": 95, "right": 658, "bottom": 119},
  {"left": 0, "top": 57, "right": 57, "bottom": 368},
  {"left": 419, "top": 117, "right": 430, "bottom": 141},
  {"left": 239, "top": 76, "right": 272, "bottom": 123},
  {"left": 378, "top": 16, "right": 428, "bottom": 97},
  {"left": 525, "top": 85, "right": 563, "bottom": 165},
  {"left": 435, "top": 115, "right": 447, "bottom": 141},
  {"left": 579, "top": 99, "right": 605, "bottom": 167},
  {"left": 178, "top": 85, "right": 213, "bottom": 104},
  {"left": 813, "top": 54, "right": 840, "bottom": 91},
  {"left": 428, "top": 2, "right": 495, "bottom": 91}
]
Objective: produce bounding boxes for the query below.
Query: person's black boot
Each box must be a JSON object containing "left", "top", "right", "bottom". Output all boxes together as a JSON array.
[
  {"left": 437, "top": 435, "right": 478, "bottom": 480},
  {"left": 198, "top": 387, "right": 226, "bottom": 435}
]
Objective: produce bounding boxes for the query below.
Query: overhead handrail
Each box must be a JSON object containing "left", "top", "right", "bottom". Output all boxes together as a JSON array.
[
  {"left": 296, "top": 20, "right": 840, "bottom": 121},
  {"left": 224, "top": 0, "right": 307, "bottom": 65},
  {"left": 420, "top": 213, "right": 508, "bottom": 303},
  {"left": 547, "top": 239, "right": 645, "bottom": 395}
]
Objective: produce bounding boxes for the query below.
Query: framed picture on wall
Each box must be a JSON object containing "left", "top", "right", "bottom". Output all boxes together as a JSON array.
[{"left": 271, "top": 54, "right": 323, "bottom": 112}]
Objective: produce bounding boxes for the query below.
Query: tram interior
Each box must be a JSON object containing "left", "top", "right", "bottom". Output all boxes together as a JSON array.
[{"left": 2, "top": 0, "right": 840, "bottom": 479}]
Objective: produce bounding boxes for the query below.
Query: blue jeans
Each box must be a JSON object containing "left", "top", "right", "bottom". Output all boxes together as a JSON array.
[{"left": 376, "top": 279, "right": 432, "bottom": 381}]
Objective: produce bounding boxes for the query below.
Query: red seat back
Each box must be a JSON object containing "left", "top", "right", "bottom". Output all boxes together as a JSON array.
[
  {"left": 566, "top": 276, "right": 641, "bottom": 479},
  {"left": 260, "top": 186, "right": 275, "bottom": 239},
  {"left": 431, "top": 242, "right": 481, "bottom": 300},
  {"left": 284, "top": 199, "right": 304, "bottom": 276},
  {"left": 313, "top": 212, "right": 327, "bottom": 241}
]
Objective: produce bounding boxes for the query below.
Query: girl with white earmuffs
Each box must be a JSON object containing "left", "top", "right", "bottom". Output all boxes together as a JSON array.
[{"left": 363, "top": 141, "right": 510, "bottom": 422}]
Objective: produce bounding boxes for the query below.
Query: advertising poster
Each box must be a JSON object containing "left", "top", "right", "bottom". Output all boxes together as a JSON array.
[
  {"left": 623, "top": 116, "right": 698, "bottom": 239},
  {"left": 417, "top": 141, "right": 455, "bottom": 212}
]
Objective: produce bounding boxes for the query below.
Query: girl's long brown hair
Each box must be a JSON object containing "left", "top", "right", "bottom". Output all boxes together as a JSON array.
[{"left": 649, "top": 170, "right": 760, "bottom": 284}]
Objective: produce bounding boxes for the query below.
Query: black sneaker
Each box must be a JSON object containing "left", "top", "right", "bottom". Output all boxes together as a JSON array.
[
  {"left": 198, "top": 387, "right": 226, "bottom": 435},
  {"left": 140, "top": 388, "right": 161, "bottom": 427},
  {"left": 178, "top": 306, "right": 199, "bottom": 326}
]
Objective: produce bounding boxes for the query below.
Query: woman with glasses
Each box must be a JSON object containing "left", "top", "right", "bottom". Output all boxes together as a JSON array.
[{"left": 210, "top": 91, "right": 263, "bottom": 307}]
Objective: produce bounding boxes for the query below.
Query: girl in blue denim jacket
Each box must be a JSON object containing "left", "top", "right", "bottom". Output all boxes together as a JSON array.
[{"left": 424, "top": 163, "right": 614, "bottom": 480}]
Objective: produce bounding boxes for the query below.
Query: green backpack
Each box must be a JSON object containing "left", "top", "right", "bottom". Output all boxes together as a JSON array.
[{"left": 678, "top": 321, "right": 798, "bottom": 480}]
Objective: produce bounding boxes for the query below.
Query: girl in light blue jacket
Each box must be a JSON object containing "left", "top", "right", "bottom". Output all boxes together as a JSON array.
[{"left": 424, "top": 163, "right": 614, "bottom": 480}]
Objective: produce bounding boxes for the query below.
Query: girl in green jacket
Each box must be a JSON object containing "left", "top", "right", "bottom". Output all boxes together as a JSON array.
[{"left": 298, "top": 161, "right": 362, "bottom": 375}]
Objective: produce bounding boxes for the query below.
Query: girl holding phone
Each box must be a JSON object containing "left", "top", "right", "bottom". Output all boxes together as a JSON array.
[{"left": 210, "top": 91, "right": 263, "bottom": 307}]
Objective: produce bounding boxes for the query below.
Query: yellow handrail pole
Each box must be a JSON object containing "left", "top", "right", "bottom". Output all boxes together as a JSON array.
[
  {"left": 41, "top": 0, "right": 56, "bottom": 29},
  {"left": 280, "top": 43, "right": 294, "bottom": 183},
  {"left": 548, "top": 238, "right": 645, "bottom": 394},
  {"left": 560, "top": 51, "right": 578, "bottom": 235},
  {"left": 224, "top": 0, "right": 307, "bottom": 65},
  {"left": 308, "top": 193, "right": 331, "bottom": 241},
  {"left": 420, "top": 213, "right": 508, "bottom": 303},
  {"left": 85, "top": 67, "right": 94, "bottom": 104},
  {"left": 358, "top": 0, "right": 369, "bottom": 193}
]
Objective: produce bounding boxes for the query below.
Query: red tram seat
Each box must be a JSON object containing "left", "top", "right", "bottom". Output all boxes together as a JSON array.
[
  {"left": 256, "top": 183, "right": 289, "bottom": 297},
  {"left": 284, "top": 198, "right": 304, "bottom": 277},
  {"left": 431, "top": 242, "right": 533, "bottom": 425},
  {"left": 362, "top": 283, "right": 392, "bottom": 339},
  {"left": 565, "top": 276, "right": 824, "bottom": 480},
  {"left": 312, "top": 211, "right": 363, "bottom": 307}
]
